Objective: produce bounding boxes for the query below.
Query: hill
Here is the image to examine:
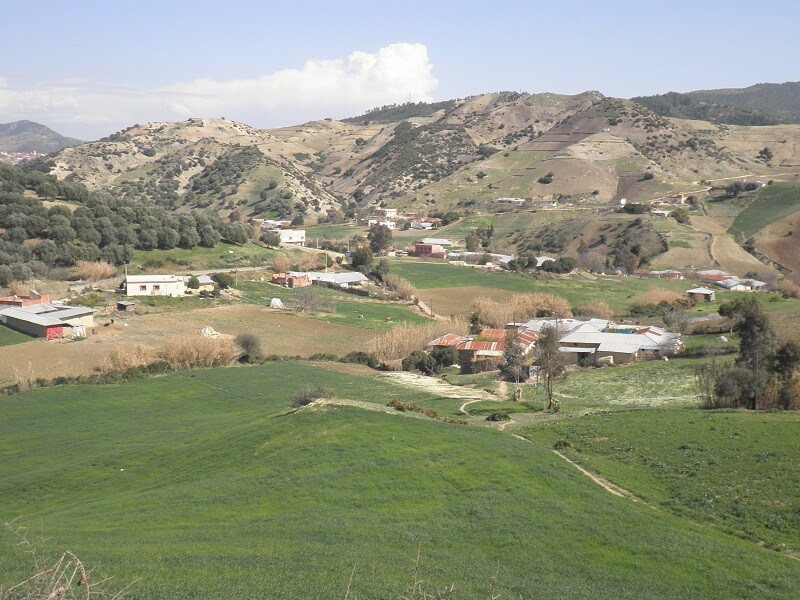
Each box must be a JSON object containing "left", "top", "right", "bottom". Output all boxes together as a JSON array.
[
  {"left": 0, "top": 120, "right": 82, "bottom": 153},
  {"left": 3, "top": 361, "right": 800, "bottom": 598},
  {"left": 634, "top": 82, "right": 800, "bottom": 125}
]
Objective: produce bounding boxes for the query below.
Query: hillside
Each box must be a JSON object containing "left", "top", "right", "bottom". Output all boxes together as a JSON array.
[
  {"left": 0, "top": 120, "right": 82, "bottom": 153},
  {"left": 634, "top": 82, "right": 800, "bottom": 125},
  {"left": 3, "top": 362, "right": 800, "bottom": 598}
]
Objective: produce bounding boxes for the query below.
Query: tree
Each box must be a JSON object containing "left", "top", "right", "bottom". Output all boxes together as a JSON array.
[
  {"left": 350, "top": 245, "right": 373, "bottom": 272},
  {"left": 662, "top": 307, "right": 692, "bottom": 334},
  {"left": 272, "top": 253, "right": 291, "bottom": 273},
  {"left": 187, "top": 275, "right": 200, "bottom": 290},
  {"left": 465, "top": 231, "right": 481, "bottom": 252},
  {"left": 372, "top": 258, "right": 390, "bottom": 282},
  {"left": 672, "top": 208, "right": 690, "bottom": 224},
  {"left": 367, "top": 223, "right": 392, "bottom": 254},
  {"left": 733, "top": 296, "right": 776, "bottom": 409},
  {"left": 260, "top": 231, "right": 281, "bottom": 247},
  {"left": 536, "top": 325, "right": 566, "bottom": 411},
  {"left": 775, "top": 341, "right": 800, "bottom": 380},
  {"left": 211, "top": 272, "right": 234, "bottom": 289},
  {"left": 401, "top": 350, "right": 437, "bottom": 375},
  {"left": 502, "top": 333, "right": 526, "bottom": 384},
  {"left": 235, "top": 333, "right": 262, "bottom": 363},
  {"left": 430, "top": 346, "right": 457, "bottom": 370}
]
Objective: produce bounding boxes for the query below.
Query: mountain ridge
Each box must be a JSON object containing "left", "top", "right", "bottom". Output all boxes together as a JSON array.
[{"left": 0, "top": 120, "right": 83, "bottom": 153}]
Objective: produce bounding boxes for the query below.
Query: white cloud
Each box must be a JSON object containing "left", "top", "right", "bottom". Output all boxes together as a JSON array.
[{"left": 0, "top": 43, "right": 438, "bottom": 139}]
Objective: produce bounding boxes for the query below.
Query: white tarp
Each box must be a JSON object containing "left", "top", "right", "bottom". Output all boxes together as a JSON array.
[
  {"left": 200, "top": 326, "right": 219, "bottom": 338},
  {"left": 269, "top": 298, "right": 285, "bottom": 309}
]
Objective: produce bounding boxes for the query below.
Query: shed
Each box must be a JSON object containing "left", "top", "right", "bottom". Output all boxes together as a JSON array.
[
  {"left": 687, "top": 287, "right": 716, "bottom": 302},
  {"left": 117, "top": 300, "right": 136, "bottom": 311}
]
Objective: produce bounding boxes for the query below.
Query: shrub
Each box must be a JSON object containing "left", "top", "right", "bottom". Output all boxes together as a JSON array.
[
  {"left": 383, "top": 274, "right": 417, "bottom": 300},
  {"left": 340, "top": 351, "right": 380, "bottom": 369},
  {"left": 68, "top": 292, "right": 106, "bottom": 308},
  {"left": 485, "top": 411, "right": 510, "bottom": 422},
  {"left": 187, "top": 275, "right": 200, "bottom": 289},
  {"left": 156, "top": 337, "right": 241, "bottom": 370},
  {"left": 634, "top": 289, "right": 693, "bottom": 311},
  {"left": 553, "top": 439, "right": 571, "bottom": 450},
  {"left": 235, "top": 333, "right": 262, "bottom": 363},
  {"left": 74, "top": 260, "right": 115, "bottom": 281},
  {"left": 576, "top": 300, "right": 613, "bottom": 320},
  {"left": 430, "top": 346, "right": 457, "bottom": 370},
  {"left": 308, "top": 352, "right": 338, "bottom": 361},
  {"left": 402, "top": 350, "right": 438, "bottom": 375},
  {"left": 388, "top": 400, "right": 438, "bottom": 419},
  {"left": 260, "top": 231, "right": 281, "bottom": 247},
  {"left": 211, "top": 272, "right": 234, "bottom": 289},
  {"left": 292, "top": 385, "right": 335, "bottom": 407}
]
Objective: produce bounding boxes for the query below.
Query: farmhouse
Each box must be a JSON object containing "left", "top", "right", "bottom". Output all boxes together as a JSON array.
[
  {"left": 687, "top": 287, "right": 716, "bottom": 302},
  {"left": 512, "top": 318, "right": 682, "bottom": 365},
  {"left": 496, "top": 197, "right": 526, "bottom": 204},
  {"left": 183, "top": 275, "right": 215, "bottom": 292},
  {"left": 375, "top": 208, "right": 398, "bottom": 219},
  {"left": 410, "top": 220, "right": 433, "bottom": 230},
  {"left": 272, "top": 272, "right": 312, "bottom": 288},
  {"left": 124, "top": 275, "right": 186, "bottom": 297},
  {"left": 429, "top": 329, "right": 537, "bottom": 374},
  {"left": 0, "top": 303, "right": 95, "bottom": 339},
  {"left": 270, "top": 229, "right": 306, "bottom": 246},
  {"left": 294, "top": 271, "right": 370, "bottom": 289},
  {"left": 414, "top": 241, "right": 447, "bottom": 258}
]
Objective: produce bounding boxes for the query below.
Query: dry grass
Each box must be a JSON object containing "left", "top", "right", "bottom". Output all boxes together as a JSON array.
[
  {"left": 74, "top": 261, "right": 117, "bottom": 282},
  {"left": 156, "top": 337, "right": 241, "bottom": 371},
  {"left": 777, "top": 279, "right": 800, "bottom": 299},
  {"left": 298, "top": 253, "right": 321, "bottom": 272},
  {"left": 470, "top": 294, "right": 572, "bottom": 327},
  {"left": 101, "top": 345, "right": 156, "bottom": 373},
  {"left": 578, "top": 300, "right": 614, "bottom": 320},
  {"left": 635, "top": 288, "right": 693, "bottom": 309},
  {"left": 8, "top": 281, "right": 35, "bottom": 296},
  {"left": 384, "top": 274, "right": 417, "bottom": 301},
  {"left": 368, "top": 318, "right": 469, "bottom": 361}
]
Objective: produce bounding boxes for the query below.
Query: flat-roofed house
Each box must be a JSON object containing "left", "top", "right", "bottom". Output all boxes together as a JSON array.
[
  {"left": 687, "top": 287, "right": 716, "bottom": 302},
  {"left": 124, "top": 275, "right": 186, "bottom": 297},
  {"left": 0, "top": 303, "right": 95, "bottom": 339}
]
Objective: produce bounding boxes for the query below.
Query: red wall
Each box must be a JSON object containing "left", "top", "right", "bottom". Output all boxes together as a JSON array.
[{"left": 45, "top": 326, "right": 64, "bottom": 339}]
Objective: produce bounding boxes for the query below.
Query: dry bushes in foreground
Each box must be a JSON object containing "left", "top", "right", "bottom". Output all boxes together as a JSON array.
[
  {"left": 368, "top": 318, "right": 469, "bottom": 361},
  {"left": 74, "top": 260, "right": 117, "bottom": 281},
  {"left": 777, "top": 279, "right": 800, "bottom": 299},
  {"left": 470, "top": 294, "right": 572, "bottom": 328},
  {"left": 101, "top": 345, "right": 156, "bottom": 373},
  {"left": 156, "top": 337, "right": 241, "bottom": 370}
]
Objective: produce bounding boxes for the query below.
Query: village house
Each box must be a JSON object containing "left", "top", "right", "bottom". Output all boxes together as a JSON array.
[
  {"left": 687, "top": 287, "right": 716, "bottom": 302},
  {"left": 651, "top": 209, "right": 672, "bottom": 218},
  {"left": 496, "top": 197, "right": 526, "bottom": 205},
  {"left": 511, "top": 318, "right": 682, "bottom": 365},
  {"left": 268, "top": 228, "right": 306, "bottom": 246},
  {"left": 375, "top": 207, "right": 398, "bottom": 219},
  {"left": 429, "top": 329, "right": 537, "bottom": 374},
  {"left": 124, "top": 275, "right": 186, "bottom": 297},
  {"left": 360, "top": 218, "right": 397, "bottom": 230},
  {"left": 183, "top": 275, "right": 215, "bottom": 292},
  {"left": 0, "top": 303, "right": 95, "bottom": 339},
  {"left": 291, "top": 271, "right": 370, "bottom": 289},
  {"left": 414, "top": 241, "right": 447, "bottom": 258},
  {"left": 272, "top": 272, "right": 312, "bottom": 288}
]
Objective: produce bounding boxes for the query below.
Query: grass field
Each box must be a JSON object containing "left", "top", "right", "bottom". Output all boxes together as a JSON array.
[
  {"left": 730, "top": 184, "right": 800, "bottom": 238},
  {"left": 3, "top": 362, "right": 800, "bottom": 598},
  {"left": 530, "top": 410, "right": 800, "bottom": 554},
  {"left": 0, "top": 325, "right": 31, "bottom": 347},
  {"left": 237, "top": 281, "right": 429, "bottom": 331},
  {"left": 130, "top": 242, "right": 291, "bottom": 271}
]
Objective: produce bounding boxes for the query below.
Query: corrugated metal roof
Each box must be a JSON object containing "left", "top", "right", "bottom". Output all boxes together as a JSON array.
[
  {"left": 428, "top": 333, "right": 466, "bottom": 347},
  {"left": 1, "top": 307, "right": 63, "bottom": 327},
  {"left": 125, "top": 275, "right": 184, "bottom": 283}
]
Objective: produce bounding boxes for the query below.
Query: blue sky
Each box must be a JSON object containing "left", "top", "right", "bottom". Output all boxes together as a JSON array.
[{"left": 2, "top": 0, "right": 798, "bottom": 138}]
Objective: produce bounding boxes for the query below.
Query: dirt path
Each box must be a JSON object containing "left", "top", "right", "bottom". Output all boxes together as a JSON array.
[
  {"left": 380, "top": 372, "right": 496, "bottom": 401},
  {"left": 691, "top": 216, "right": 779, "bottom": 276}
]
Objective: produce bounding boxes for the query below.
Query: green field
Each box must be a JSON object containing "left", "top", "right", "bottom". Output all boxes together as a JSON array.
[
  {"left": 531, "top": 410, "right": 800, "bottom": 554},
  {"left": 730, "top": 184, "right": 800, "bottom": 238},
  {"left": 130, "top": 242, "right": 293, "bottom": 271},
  {"left": 0, "top": 325, "right": 31, "bottom": 347},
  {"left": 238, "top": 281, "right": 429, "bottom": 331},
  {"left": 3, "top": 362, "right": 800, "bottom": 598}
]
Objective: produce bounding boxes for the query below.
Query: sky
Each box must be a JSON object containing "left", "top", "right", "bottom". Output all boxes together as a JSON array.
[{"left": 1, "top": 0, "right": 798, "bottom": 140}]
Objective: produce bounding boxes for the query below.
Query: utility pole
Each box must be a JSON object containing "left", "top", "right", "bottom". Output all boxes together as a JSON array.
[{"left": 754, "top": 347, "right": 760, "bottom": 411}]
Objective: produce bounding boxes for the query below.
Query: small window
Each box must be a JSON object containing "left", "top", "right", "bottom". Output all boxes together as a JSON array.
[
  {"left": 153, "top": 285, "right": 160, "bottom": 291},
  {"left": 140, "top": 285, "right": 147, "bottom": 291}
]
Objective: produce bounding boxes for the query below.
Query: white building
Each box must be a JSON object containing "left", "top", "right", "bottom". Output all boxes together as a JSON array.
[
  {"left": 375, "top": 208, "right": 398, "bottom": 219},
  {"left": 124, "top": 275, "right": 186, "bottom": 297},
  {"left": 410, "top": 220, "right": 434, "bottom": 230},
  {"left": 271, "top": 229, "right": 306, "bottom": 246},
  {"left": 496, "top": 197, "right": 526, "bottom": 204}
]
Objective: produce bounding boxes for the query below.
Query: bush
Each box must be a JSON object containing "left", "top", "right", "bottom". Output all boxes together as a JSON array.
[
  {"left": 187, "top": 275, "right": 200, "bottom": 289},
  {"left": 367, "top": 318, "right": 469, "bottom": 361},
  {"left": 485, "top": 411, "right": 510, "bottom": 422},
  {"left": 67, "top": 293, "right": 106, "bottom": 308},
  {"left": 292, "top": 385, "right": 335, "bottom": 407},
  {"left": 430, "top": 346, "right": 457, "bottom": 370},
  {"left": 211, "top": 272, "right": 234, "bottom": 289},
  {"left": 235, "top": 333, "right": 262, "bottom": 363},
  {"left": 340, "top": 351, "right": 379, "bottom": 369},
  {"left": 74, "top": 260, "right": 116, "bottom": 281},
  {"left": 401, "top": 350, "right": 437, "bottom": 375},
  {"left": 308, "top": 352, "right": 338, "bottom": 361},
  {"left": 260, "top": 231, "right": 281, "bottom": 247},
  {"left": 538, "top": 172, "right": 554, "bottom": 184},
  {"left": 576, "top": 300, "right": 613, "bottom": 320}
]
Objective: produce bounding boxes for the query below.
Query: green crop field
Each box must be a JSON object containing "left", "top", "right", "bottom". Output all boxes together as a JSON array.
[
  {"left": 2, "top": 362, "right": 800, "bottom": 598},
  {"left": 730, "top": 184, "right": 800, "bottom": 238},
  {"left": 238, "top": 281, "right": 429, "bottom": 331},
  {"left": 0, "top": 325, "right": 31, "bottom": 347},
  {"left": 530, "top": 410, "right": 800, "bottom": 554}
]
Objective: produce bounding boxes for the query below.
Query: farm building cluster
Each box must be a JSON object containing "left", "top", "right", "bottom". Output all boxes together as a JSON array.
[
  {"left": 697, "top": 270, "right": 768, "bottom": 292},
  {"left": 272, "top": 271, "right": 370, "bottom": 290},
  {"left": 122, "top": 274, "right": 215, "bottom": 297},
  {"left": 430, "top": 318, "right": 682, "bottom": 374},
  {"left": 0, "top": 292, "right": 95, "bottom": 339}
]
